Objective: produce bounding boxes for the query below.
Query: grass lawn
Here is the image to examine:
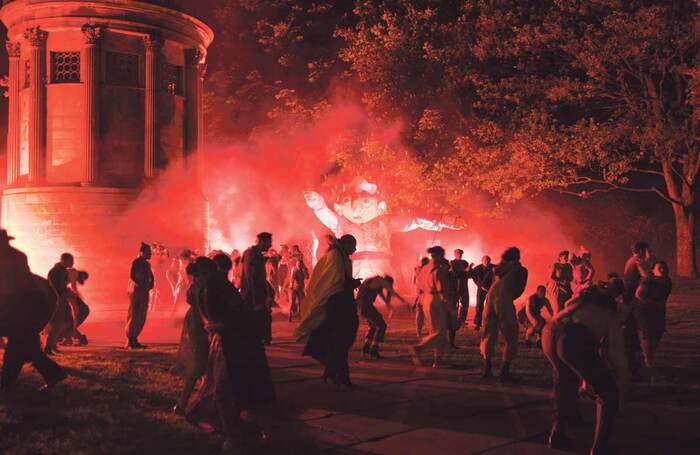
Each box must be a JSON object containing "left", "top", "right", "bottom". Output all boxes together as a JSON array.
[{"left": 1, "top": 284, "right": 699, "bottom": 454}]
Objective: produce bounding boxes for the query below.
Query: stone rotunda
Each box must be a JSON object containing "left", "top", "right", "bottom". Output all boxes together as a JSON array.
[{"left": 0, "top": 0, "right": 213, "bottom": 318}]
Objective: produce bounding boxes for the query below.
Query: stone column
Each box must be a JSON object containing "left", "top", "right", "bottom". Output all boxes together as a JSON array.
[
  {"left": 143, "top": 33, "right": 162, "bottom": 179},
  {"left": 24, "top": 27, "right": 48, "bottom": 185},
  {"left": 184, "top": 48, "right": 206, "bottom": 172},
  {"left": 81, "top": 24, "right": 103, "bottom": 185},
  {"left": 5, "top": 41, "right": 21, "bottom": 186}
]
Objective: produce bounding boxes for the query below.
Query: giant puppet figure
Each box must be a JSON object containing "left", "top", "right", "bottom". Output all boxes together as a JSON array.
[{"left": 304, "top": 178, "right": 457, "bottom": 279}]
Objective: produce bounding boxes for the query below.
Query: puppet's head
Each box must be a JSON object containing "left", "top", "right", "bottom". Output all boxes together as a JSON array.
[{"left": 333, "top": 178, "right": 387, "bottom": 224}]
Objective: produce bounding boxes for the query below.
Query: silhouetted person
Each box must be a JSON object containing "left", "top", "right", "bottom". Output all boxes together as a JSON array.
[
  {"left": 471, "top": 255, "right": 494, "bottom": 330},
  {"left": 413, "top": 257, "right": 429, "bottom": 337},
  {"left": 276, "top": 245, "right": 289, "bottom": 298},
  {"left": 186, "top": 255, "right": 276, "bottom": 449},
  {"left": 0, "top": 230, "right": 66, "bottom": 392},
  {"left": 126, "top": 243, "right": 154, "bottom": 349},
  {"left": 548, "top": 250, "right": 573, "bottom": 313},
  {"left": 295, "top": 235, "right": 360, "bottom": 387},
  {"left": 634, "top": 260, "right": 672, "bottom": 381},
  {"left": 241, "top": 232, "right": 274, "bottom": 345},
  {"left": 288, "top": 258, "right": 308, "bottom": 322},
  {"left": 450, "top": 249, "right": 471, "bottom": 335},
  {"left": 543, "top": 281, "right": 628, "bottom": 454},
  {"left": 523, "top": 285, "right": 553, "bottom": 347},
  {"left": 411, "top": 246, "right": 451, "bottom": 368},
  {"left": 61, "top": 268, "right": 90, "bottom": 346},
  {"left": 45, "top": 253, "right": 75, "bottom": 354},
  {"left": 173, "top": 262, "right": 208, "bottom": 415},
  {"left": 358, "top": 275, "right": 409, "bottom": 359},
  {"left": 622, "top": 241, "right": 651, "bottom": 378},
  {"left": 480, "top": 247, "right": 528, "bottom": 382},
  {"left": 571, "top": 249, "right": 595, "bottom": 296}
]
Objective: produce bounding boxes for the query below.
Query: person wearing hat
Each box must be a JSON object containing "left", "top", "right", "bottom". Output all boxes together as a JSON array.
[
  {"left": 0, "top": 229, "right": 66, "bottom": 391},
  {"left": 125, "top": 242, "right": 154, "bottom": 349},
  {"left": 0, "top": 229, "right": 31, "bottom": 313}
]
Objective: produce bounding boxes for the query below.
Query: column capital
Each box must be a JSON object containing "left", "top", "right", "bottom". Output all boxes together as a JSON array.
[
  {"left": 23, "top": 27, "right": 48, "bottom": 47},
  {"left": 81, "top": 24, "right": 104, "bottom": 45},
  {"left": 5, "top": 40, "right": 20, "bottom": 58},
  {"left": 143, "top": 33, "right": 163, "bottom": 53}
]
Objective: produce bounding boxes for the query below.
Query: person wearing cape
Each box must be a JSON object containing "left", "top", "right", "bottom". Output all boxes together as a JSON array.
[{"left": 294, "top": 235, "right": 360, "bottom": 387}]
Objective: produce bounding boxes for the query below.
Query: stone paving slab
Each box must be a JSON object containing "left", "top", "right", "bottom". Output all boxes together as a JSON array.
[
  {"left": 304, "top": 413, "right": 414, "bottom": 446},
  {"left": 353, "top": 427, "right": 510, "bottom": 455},
  {"left": 480, "top": 441, "right": 570, "bottom": 454}
]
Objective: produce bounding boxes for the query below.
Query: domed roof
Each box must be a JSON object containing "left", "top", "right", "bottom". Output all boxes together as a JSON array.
[
  {"left": 141, "top": 0, "right": 184, "bottom": 11},
  {"left": 2, "top": 1, "right": 185, "bottom": 12}
]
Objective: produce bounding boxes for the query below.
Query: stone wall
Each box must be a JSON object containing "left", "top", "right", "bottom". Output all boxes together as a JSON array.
[{"left": 2, "top": 186, "right": 140, "bottom": 319}]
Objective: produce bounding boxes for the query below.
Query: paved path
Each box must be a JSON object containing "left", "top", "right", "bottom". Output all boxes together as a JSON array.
[
  {"left": 258, "top": 335, "right": 698, "bottom": 455},
  {"left": 70, "top": 299, "right": 700, "bottom": 454}
]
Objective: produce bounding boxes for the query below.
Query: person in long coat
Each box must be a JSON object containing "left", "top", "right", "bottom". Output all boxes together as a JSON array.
[
  {"left": 186, "top": 256, "right": 275, "bottom": 449},
  {"left": 172, "top": 262, "right": 209, "bottom": 414},
  {"left": 295, "top": 235, "right": 360, "bottom": 387}
]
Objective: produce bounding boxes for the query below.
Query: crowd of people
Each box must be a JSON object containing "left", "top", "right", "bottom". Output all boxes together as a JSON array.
[{"left": 0, "top": 227, "right": 674, "bottom": 454}]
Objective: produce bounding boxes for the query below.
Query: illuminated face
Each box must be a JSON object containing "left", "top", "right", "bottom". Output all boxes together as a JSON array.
[{"left": 335, "top": 194, "right": 387, "bottom": 224}]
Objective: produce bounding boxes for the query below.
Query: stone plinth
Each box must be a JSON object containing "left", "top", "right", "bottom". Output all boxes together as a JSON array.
[{"left": 2, "top": 186, "right": 140, "bottom": 319}]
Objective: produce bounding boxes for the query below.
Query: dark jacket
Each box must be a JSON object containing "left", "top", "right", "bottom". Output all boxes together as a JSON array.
[
  {"left": 130, "top": 257, "right": 154, "bottom": 292},
  {"left": 240, "top": 245, "right": 269, "bottom": 309}
]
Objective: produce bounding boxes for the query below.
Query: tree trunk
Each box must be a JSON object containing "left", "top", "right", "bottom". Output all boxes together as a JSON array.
[{"left": 672, "top": 204, "right": 698, "bottom": 278}]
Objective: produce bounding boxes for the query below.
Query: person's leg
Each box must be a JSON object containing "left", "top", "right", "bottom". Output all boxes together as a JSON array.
[
  {"left": 560, "top": 324, "right": 619, "bottom": 455},
  {"left": 265, "top": 310, "right": 272, "bottom": 344},
  {"left": 28, "top": 332, "right": 66, "bottom": 387},
  {"left": 624, "top": 308, "right": 641, "bottom": 379},
  {"left": 211, "top": 342, "right": 240, "bottom": 446},
  {"left": 556, "top": 292, "right": 567, "bottom": 314},
  {"left": 429, "top": 297, "right": 449, "bottom": 366},
  {"left": 363, "top": 317, "right": 375, "bottom": 355},
  {"left": 474, "top": 290, "right": 486, "bottom": 329},
  {"left": 499, "top": 305, "right": 519, "bottom": 381},
  {"left": 339, "top": 308, "right": 359, "bottom": 385},
  {"left": 0, "top": 336, "right": 25, "bottom": 389},
  {"left": 458, "top": 286, "right": 469, "bottom": 326},
  {"left": 177, "top": 370, "right": 200, "bottom": 412},
  {"left": 370, "top": 312, "right": 387, "bottom": 359},
  {"left": 479, "top": 304, "right": 498, "bottom": 376},
  {"left": 414, "top": 296, "right": 440, "bottom": 355},
  {"left": 542, "top": 325, "right": 579, "bottom": 448},
  {"left": 126, "top": 292, "right": 148, "bottom": 346},
  {"left": 415, "top": 302, "right": 424, "bottom": 338}
]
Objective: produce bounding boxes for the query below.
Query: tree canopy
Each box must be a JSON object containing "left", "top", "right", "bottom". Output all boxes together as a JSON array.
[{"left": 204, "top": 0, "right": 699, "bottom": 276}]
